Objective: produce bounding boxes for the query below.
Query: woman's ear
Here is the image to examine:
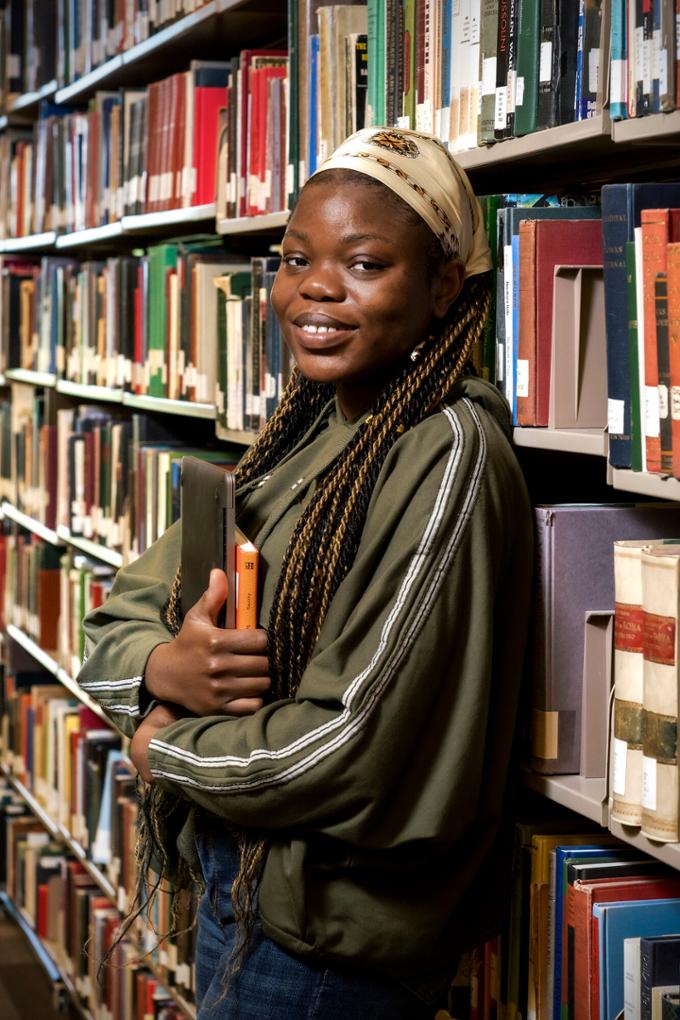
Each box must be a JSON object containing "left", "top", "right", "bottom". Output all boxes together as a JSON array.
[{"left": 432, "top": 258, "right": 465, "bottom": 319}]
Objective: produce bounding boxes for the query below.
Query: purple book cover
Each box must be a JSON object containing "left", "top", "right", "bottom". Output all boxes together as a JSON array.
[{"left": 531, "top": 503, "right": 680, "bottom": 774}]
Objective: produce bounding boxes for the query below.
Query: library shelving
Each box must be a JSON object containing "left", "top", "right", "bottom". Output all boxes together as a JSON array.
[{"left": 0, "top": 3, "right": 679, "bottom": 1020}]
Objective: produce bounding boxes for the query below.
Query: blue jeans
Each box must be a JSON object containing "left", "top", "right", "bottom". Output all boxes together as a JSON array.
[{"left": 194, "top": 825, "right": 439, "bottom": 1019}]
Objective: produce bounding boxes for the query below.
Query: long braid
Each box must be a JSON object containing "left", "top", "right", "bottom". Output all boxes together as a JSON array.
[{"left": 130, "top": 270, "right": 491, "bottom": 989}]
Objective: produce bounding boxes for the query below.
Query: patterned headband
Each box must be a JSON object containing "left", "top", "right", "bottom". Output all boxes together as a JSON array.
[{"left": 312, "top": 128, "right": 492, "bottom": 278}]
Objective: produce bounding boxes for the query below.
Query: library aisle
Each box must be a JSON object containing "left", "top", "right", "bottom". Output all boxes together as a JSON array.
[{"left": 0, "top": 908, "right": 78, "bottom": 1019}]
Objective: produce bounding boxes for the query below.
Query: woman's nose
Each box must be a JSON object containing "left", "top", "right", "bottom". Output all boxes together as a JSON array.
[{"left": 299, "top": 265, "right": 345, "bottom": 301}]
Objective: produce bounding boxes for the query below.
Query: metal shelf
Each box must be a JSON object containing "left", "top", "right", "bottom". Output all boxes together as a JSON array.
[
  {"left": 56, "top": 379, "right": 124, "bottom": 402},
  {"left": 456, "top": 114, "right": 613, "bottom": 172},
  {"left": 122, "top": 203, "right": 216, "bottom": 233},
  {"left": 612, "top": 110, "right": 680, "bottom": 144},
  {"left": 4, "top": 368, "right": 57, "bottom": 387},
  {"left": 608, "top": 818, "right": 680, "bottom": 869},
  {"left": 610, "top": 468, "right": 680, "bottom": 503},
  {"left": 123, "top": 392, "right": 216, "bottom": 419},
  {"left": 1, "top": 502, "right": 60, "bottom": 544},
  {"left": 0, "top": 231, "right": 57, "bottom": 253},
  {"left": 4, "top": 623, "right": 116, "bottom": 733},
  {"left": 216, "top": 425, "right": 258, "bottom": 445},
  {"left": 0, "top": 762, "right": 116, "bottom": 902},
  {"left": 7, "top": 79, "right": 58, "bottom": 114},
  {"left": 55, "top": 221, "right": 125, "bottom": 249},
  {"left": 56, "top": 526, "right": 124, "bottom": 568},
  {"left": 217, "top": 210, "right": 289, "bottom": 235},
  {"left": 513, "top": 427, "right": 607, "bottom": 457},
  {"left": 522, "top": 768, "right": 608, "bottom": 826}
]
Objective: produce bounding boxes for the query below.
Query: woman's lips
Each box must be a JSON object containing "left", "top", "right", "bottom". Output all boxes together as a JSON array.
[{"left": 291, "top": 321, "right": 357, "bottom": 349}]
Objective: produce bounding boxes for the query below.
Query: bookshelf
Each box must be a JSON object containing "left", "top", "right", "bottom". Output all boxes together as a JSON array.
[{"left": 0, "top": 4, "right": 678, "bottom": 1020}]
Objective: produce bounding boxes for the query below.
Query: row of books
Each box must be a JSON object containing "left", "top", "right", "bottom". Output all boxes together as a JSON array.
[
  {"left": 518, "top": 822, "right": 680, "bottom": 1020},
  {"left": 1, "top": 799, "right": 188, "bottom": 1019},
  {"left": 0, "top": 397, "right": 240, "bottom": 559},
  {"left": 0, "top": 0, "right": 212, "bottom": 105},
  {"left": 0, "top": 248, "right": 290, "bottom": 423},
  {"left": 1, "top": 61, "right": 232, "bottom": 237},
  {"left": 611, "top": 538, "right": 680, "bottom": 843}
]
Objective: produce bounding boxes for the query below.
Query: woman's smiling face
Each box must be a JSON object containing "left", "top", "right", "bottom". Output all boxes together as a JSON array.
[{"left": 271, "top": 177, "right": 463, "bottom": 419}]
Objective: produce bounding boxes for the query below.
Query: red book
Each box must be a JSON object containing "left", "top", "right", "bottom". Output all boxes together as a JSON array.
[
  {"left": 518, "top": 218, "right": 603, "bottom": 426},
  {"left": 37, "top": 884, "right": 49, "bottom": 938},
  {"left": 193, "top": 83, "right": 229, "bottom": 206},
  {"left": 236, "top": 52, "right": 287, "bottom": 216},
  {"left": 669, "top": 242, "right": 680, "bottom": 479}
]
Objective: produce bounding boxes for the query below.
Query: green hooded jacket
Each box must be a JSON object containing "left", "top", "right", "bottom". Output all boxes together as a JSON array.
[{"left": 77, "top": 375, "right": 533, "bottom": 980}]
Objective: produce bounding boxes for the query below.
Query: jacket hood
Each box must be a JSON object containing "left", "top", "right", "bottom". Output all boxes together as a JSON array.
[{"left": 452, "top": 375, "right": 513, "bottom": 441}]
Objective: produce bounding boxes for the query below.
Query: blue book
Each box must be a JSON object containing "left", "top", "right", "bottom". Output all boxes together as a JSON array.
[
  {"left": 609, "top": 0, "right": 627, "bottom": 119},
  {"left": 602, "top": 183, "right": 680, "bottom": 469},
  {"left": 594, "top": 898, "right": 680, "bottom": 1020},
  {"left": 552, "top": 844, "right": 638, "bottom": 1020},
  {"left": 440, "top": 0, "right": 453, "bottom": 117},
  {"left": 308, "top": 35, "right": 319, "bottom": 176},
  {"left": 574, "top": 0, "right": 585, "bottom": 121}
]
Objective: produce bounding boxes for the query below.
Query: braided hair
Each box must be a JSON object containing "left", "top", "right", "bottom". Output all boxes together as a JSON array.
[{"left": 134, "top": 170, "right": 492, "bottom": 987}]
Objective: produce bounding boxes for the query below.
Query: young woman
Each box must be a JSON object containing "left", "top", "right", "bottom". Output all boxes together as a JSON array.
[{"left": 77, "top": 128, "right": 533, "bottom": 1019}]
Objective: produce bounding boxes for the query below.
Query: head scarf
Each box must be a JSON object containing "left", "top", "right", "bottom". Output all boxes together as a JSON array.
[{"left": 311, "top": 127, "right": 492, "bottom": 279}]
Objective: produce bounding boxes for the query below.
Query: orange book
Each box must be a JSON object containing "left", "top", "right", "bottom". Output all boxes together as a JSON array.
[
  {"left": 235, "top": 528, "right": 259, "bottom": 629},
  {"left": 640, "top": 209, "right": 680, "bottom": 473}
]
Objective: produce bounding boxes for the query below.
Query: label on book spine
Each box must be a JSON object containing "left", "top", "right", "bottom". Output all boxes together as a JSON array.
[
  {"left": 642, "top": 754, "right": 657, "bottom": 810},
  {"left": 482, "top": 58, "right": 497, "bottom": 95},
  {"left": 644, "top": 610, "right": 676, "bottom": 665},
  {"left": 516, "top": 359, "right": 529, "bottom": 398},
  {"left": 608, "top": 398, "right": 625, "bottom": 435},
  {"left": 615, "top": 602, "right": 644, "bottom": 653},
  {"left": 645, "top": 385, "right": 661, "bottom": 437},
  {"left": 613, "top": 737, "right": 628, "bottom": 795},
  {"left": 539, "top": 42, "right": 552, "bottom": 82},
  {"left": 671, "top": 387, "right": 680, "bottom": 419}
]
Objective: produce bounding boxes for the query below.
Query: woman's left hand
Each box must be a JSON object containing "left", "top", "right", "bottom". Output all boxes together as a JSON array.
[{"left": 130, "top": 703, "right": 187, "bottom": 783}]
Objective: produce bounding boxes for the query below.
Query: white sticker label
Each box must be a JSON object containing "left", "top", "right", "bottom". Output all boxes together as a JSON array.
[
  {"left": 588, "top": 47, "right": 600, "bottom": 95},
  {"left": 612, "top": 737, "right": 627, "bottom": 796},
  {"left": 610, "top": 59, "right": 627, "bottom": 105},
  {"left": 642, "top": 755, "right": 657, "bottom": 811},
  {"left": 515, "top": 76, "right": 525, "bottom": 108},
  {"left": 659, "top": 383, "right": 669, "bottom": 420},
  {"left": 645, "top": 385, "right": 661, "bottom": 438},
  {"left": 539, "top": 41, "right": 553, "bottom": 83},
  {"left": 494, "top": 86, "right": 507, "bottom": 130},
  {"left": 516, "top": 359, "right": 529, "bottom": 398},
  {"left": 659, "top": 48, "right": 668, "bottom": 97},
  {"left": 482, "top": 57, "right": 497, "bottom": 96},
  {"left": 671, "top": 386, "right": 680, "bottom": 420},
  {"left": 608, "top": 397, "right": 625, "bottom": 435}
]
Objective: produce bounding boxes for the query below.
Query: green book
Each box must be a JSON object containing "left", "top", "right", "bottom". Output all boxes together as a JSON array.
[
  {"left": 514, "top": 0, "right": 540, "bottom": 136},
  {"left": 367, "top": 0, "right": 386, "bottom": 125},
  {"left": 626, "top": 240, "right": 642, "bottom": 472},
  {"left": 147, "top": 242, "right": 178, "bottom": 398},
  {"left": 402, "top": 0, "right": 416, "bottom": 126}
]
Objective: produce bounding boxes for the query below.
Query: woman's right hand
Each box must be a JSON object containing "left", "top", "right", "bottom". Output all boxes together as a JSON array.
[{"left": 144, "top": 568, "right": 271, "bottom": 717}]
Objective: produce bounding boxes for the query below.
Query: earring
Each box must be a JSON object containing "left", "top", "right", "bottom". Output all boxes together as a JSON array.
[{"left": 410, "top": 341, "right": 426, "bottom": 363}]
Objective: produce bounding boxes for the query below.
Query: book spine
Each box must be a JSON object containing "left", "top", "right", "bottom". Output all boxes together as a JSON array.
[
  {"left": 235, "top": 542, "right": 259, "bottom": 630},
  {"left": 670, "top": 244, "right": 680, "bottom": 480},
  {"left": 641, "top": 549, "right": 680, "bottom": 842},
  {"left": 516, "top": 219, "right": 537, "bottom": 425},
  {"left": 611, "top": 542, "right": 645, "bottom": 826},
  {"left": 514, "top": 0, "right": 539, "bottom": 136},
  {"left": 656, "top": 272, "right": 672, "bottom": 473},
  {"left": 602, "top": 185, "right": 633, "bottom": 469},
  {"left": 536, "top": 0, "right": 557, "bottom": 128},
  {"left": 641, "top": 210, "right": 669, "bottom": 474},
  {"left": 626, "top": 240, "right": 643, "bottom": 472},
  {"left": 478, "top": 0, "right": 499, "bottom": 143}
]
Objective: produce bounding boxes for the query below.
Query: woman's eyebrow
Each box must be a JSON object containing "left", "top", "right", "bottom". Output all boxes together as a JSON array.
[{"left": 284, "top": 228, "right": 394, "bottom": 244}]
